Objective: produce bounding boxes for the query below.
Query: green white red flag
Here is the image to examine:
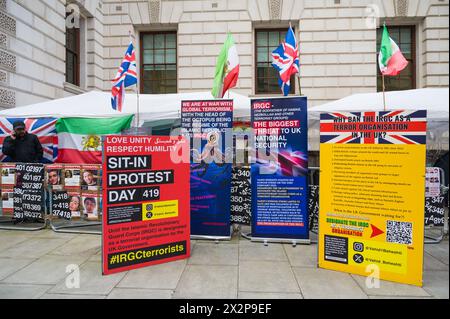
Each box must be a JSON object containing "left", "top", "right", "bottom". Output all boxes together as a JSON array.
[
  {"left": 378, "top": 24, "right": 409, "bottom": 76},
  {"left": 212, "top": 33, "right": 239, "bottom": 98},
  {"left": 55, "top": 116, "right": 133, "bottom": 164}
]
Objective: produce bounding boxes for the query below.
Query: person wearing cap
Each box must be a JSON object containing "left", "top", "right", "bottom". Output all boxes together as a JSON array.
[{"left": 1, "top": 120, "right": 43, "bottom": 163}]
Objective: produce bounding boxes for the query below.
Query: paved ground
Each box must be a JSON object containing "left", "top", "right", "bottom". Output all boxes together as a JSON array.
[{"left": 0, "top": 227, "right": 448, "bottom": 299}]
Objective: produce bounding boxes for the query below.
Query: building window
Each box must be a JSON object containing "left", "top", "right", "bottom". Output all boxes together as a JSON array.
[
  {"left": 65, "top": 20, "right": 80, "bottom": 86},
  {"left": 377, "top": 25, "right": 416, "bottom": 91},
  {"left": 140, "top": 32, "right": 177, "bottom": 94},
  {"left": 255, "top": 29, "right": 295, "bottom": 95}
]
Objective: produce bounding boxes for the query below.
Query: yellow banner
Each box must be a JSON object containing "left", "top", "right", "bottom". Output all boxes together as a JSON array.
[{"left": 319, "top": 143, "right": 426, "bottom": 286}]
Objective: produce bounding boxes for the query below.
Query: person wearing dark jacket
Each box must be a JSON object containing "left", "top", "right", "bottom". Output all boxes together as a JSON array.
[{"left": 1, "top": 120, "right": 43, "bottom": 163}]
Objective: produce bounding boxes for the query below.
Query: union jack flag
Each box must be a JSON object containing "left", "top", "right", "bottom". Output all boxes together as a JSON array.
[
  {"left": 0, "top": 117, "right": 58, "bottom": 163},
  {"left": 111, "top": 42, "right": 138, "bottom": 112},
  {"left": 271, "top": 26, "right": 299, "bottom": 96},
  {"left": 320, "top": 110, "right": 427, "bottom": 144},
  {"left": 278, "top": 150, "right": 308, "bottom": 176},
  {"left": 255, "top": 149, "right": 308, "bottom": 177}
]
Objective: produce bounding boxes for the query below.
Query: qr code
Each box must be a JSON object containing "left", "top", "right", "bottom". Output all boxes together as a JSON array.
[{"left": 386, "top": 220, "right": 413, "bottom": 245}]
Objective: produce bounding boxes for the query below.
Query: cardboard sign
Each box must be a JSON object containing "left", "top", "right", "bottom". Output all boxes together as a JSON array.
[
  {"left": 22, "top": 189, "right": 44, "bottom": 220},
  {"left": 52, "top": 190, "right": 71, "bottom": 220},
  {"left": 12, "top": 187, "right": 23, "bottom": 219},
  {"left": 1, "top": 164, "right": 16, "bottom": 186},
  {"left": 81, "top": 165, "right": 101, "bottom": 192},
  {"left": 14, "top": 163, "right": 45, "bottom": 221},
  {"left": 425, "top": 167, "right": 441, "bottom": 197},
  {"left": 425, "top": 196, "right": 445, "bottom": 227},
  {"left": 46, "top": 164, "right": 64, "bottom": 190},
  {"left": 319, "top": 110, "right": 427, "bottom": 286},
  {"left": 82, "top": 192, "right": 100, "bottom": 221},
  {"left": 68, "top": 192, "right": 82, "bottom": 219},
  {"left": 15, "top": 163, "right": 45, "bottom": 190},
  {"left": 63, "top": 165, "right": 82, "bottom": 190},
  {"left": 251, "top": 97, "right": 309, "bottom": 240},
  {"left": 308, "top": 185, "right": 319, "bottom": 232},
  {"left": 102, "top": 135, "right": 190, "bottom": 275}
]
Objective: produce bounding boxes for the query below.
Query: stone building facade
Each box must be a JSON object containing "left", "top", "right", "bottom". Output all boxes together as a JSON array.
[{"left": 0, "top": 0, "right": 448, "bottom": 109}]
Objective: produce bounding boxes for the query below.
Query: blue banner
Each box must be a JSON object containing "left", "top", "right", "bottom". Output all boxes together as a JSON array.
[
  {"left": 251, "top": 97, "right": 309, "bottom": 239},
  {"left": 181, "top": 100, "right": 233, "bottom": 237}
]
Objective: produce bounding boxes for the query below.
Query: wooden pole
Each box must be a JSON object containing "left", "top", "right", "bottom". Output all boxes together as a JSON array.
[
  {"left": 382, "top": 74, "right": 387, "bottom": 111},
  {"left": 136, "top": 85, "right": 140, "bottom": 129}
]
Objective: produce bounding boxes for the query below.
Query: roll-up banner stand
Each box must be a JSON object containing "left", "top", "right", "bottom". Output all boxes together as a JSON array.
[
  {"left": 250, "top": 96, "right": 310, "bottom": 244},
  {"left": 181, "top": 100, "right": 233, "bottom": 240},
  {"left": 102, "top": 135, "right": 190, "bottom": 275},
  {"left": 318, "top": 110, "right": 427, "bottom": 286}
]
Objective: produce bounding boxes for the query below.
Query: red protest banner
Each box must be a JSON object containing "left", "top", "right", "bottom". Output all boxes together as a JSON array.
[{"left": 102, "top": 135, "right": 190, "bottom": 275}]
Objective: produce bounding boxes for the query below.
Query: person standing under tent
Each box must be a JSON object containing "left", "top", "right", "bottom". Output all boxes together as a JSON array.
[{"left": 2, "top": 121, "right": 43, "bottom": 163}]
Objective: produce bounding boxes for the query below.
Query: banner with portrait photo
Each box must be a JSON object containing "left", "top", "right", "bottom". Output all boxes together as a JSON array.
[
  {"left": 1, "top": 164, "right": 16, "bottom": 187},
  {"left": 1, "top": 187, "right": 13, "bottom": 215},
  {"left": 46, "top": 164, "right": 64, "bottom": 190},
  {"left": 425, "top": 167, "right": 445, "bottom": 227},
  {"left": 68, "top": 192, "right": 82, "bottom": 219},
  {"left": 63, "top": 165, "right": 81, "bottom": 190},
  {"left": 81, "top": 193, "right": 100, "bottom": 221},
  {"left": 81, "top": 165, "right": 101, "bottom": 192}
]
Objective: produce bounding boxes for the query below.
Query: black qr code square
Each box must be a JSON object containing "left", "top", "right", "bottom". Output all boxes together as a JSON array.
[{"left": 386, "top": 220, "right": 412, "bottom": 245}]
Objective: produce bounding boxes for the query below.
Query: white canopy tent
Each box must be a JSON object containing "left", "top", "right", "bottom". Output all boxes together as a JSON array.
[
  {"left": 308, "top": 88, "right": 449, "bottom": 151},
  {"left": 308, "top": 88, "right": 449, "bottom": 120},
  {"left": 1, "top": 88, "right": 447, "bottom": 150},
  {"left": 0, "top": 90, "right": 251, "bottom": 123}
]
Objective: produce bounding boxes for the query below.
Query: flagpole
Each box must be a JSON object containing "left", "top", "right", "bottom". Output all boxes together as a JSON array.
[
  {"left": 381, "top": 22, "right": 387, "bottom": 111},
  {"left": 382, "top": 74, "right": 386, "bottom": 111},
  {"left": 129, "top": 31, "right": 140, "bottom": 129},
  {"left": 227, "top": 30, "right": 231, "bottom": 101},
  {"left": 297, "top": 75, "right": 302, "bottom": 96},
  {"left": 136, "top": 84, "right": 140, "bottom": 128},
  {"left": 296, "top": 25, "right": 302, "bottom": 96}
]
